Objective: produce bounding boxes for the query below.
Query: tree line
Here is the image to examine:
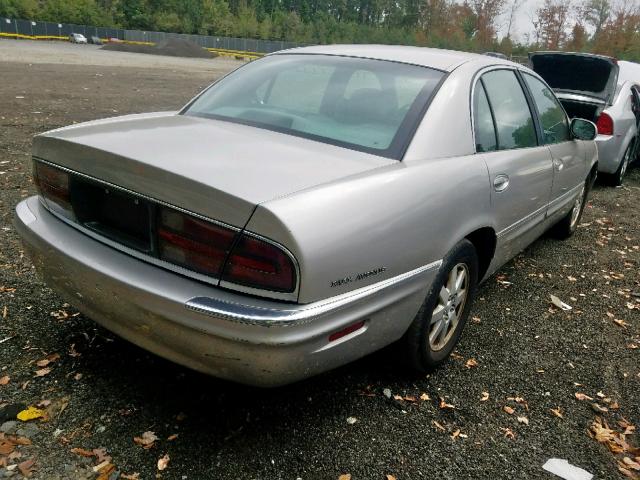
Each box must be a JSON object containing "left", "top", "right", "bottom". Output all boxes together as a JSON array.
[{"left": 1, "top": 0, "right": 640, "bottom": 60}]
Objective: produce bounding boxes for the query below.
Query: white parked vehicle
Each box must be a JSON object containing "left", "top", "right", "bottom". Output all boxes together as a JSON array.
[
  {"left": 69, "top": 33, "right": 88, "bottom": 44},
  {"left": 530, "top": 52, "right": 640, "bottom": 186}
]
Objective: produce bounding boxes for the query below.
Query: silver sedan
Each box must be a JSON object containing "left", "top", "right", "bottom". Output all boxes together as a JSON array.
[{"left": 15, "top": 45, "right": 598, "bottom": 386}]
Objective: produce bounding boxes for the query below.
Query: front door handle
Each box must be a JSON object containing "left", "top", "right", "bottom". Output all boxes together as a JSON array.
[
  {"left": 493, "top": 174, "right": 510, "bottom": 192},
  {"left": 553, "top": 158, "right": 564, "bottom": 171}
]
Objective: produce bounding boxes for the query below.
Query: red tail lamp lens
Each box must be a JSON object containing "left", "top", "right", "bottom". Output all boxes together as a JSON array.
[
  {"left": 222, "top": 234, "right": 296, "bottom": 292},
  {"left": 158, "top": 208, "right": 236, "bottom": 277},
  {"left": 33, "top": 161, "right": 72, "bottom": 213},
  {"left": 596, "top": 112, "right": 613, "bottom": 135}
]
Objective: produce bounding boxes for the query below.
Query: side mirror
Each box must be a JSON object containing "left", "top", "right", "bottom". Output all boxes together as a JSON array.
[{"left": 570, "top": 118, "right": 597, "bottom": 141}]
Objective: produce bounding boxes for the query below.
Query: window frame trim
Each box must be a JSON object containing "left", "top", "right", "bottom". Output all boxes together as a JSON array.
[
  {"left": 519, "top": 70, "right": 573, "bottom": 146},
  {"left": 470, "top": 66, "right": 545, "bottom": 153}
]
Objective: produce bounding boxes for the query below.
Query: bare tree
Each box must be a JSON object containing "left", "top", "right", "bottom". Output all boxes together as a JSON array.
[
  {"left": 582, "top": 0, "right": 611, "bottom": 39},
  {"left": 534, "top": 0, "right": 572, "bottom": 49},
  {"left": 471, "top": 0, "right": 506, "bottom": 47},
  {"left": 505, "top": 0, "right": 524, "bottom": 39}
]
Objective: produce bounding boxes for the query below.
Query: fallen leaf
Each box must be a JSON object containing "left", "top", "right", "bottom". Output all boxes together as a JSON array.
[
  {"left": 92, "top": 460, "right": 111, "bottom": 473},
  {"left": 0, "top": 375, "right": 9, "bottom": 386},
  {"left": 92, "top": 448, "right": 111, "bottom": 463},
  {"left": 157, "top": 454, "right": 170, "bottom": 471},
  {"left": 121, "top": 474, "right": 140, "bottom": 480},
  {"left": 501, "top": 427, "right": 515, "bottom": 439},
  {"left": 550, "top": 407, "right": 563, "bottom": 418},
  {"left": 70, "top": 447, "right": 94, "bottom": 457},
  {"left": 575, "top": 392, "right": 593, "bottom": 401},
  {"left": 0, "top": 441, "right": 15, "bottom": 455},
  {"left": 550, "top": 294, "right": 572, "bottom": 311},
  {"left": 420, "top": 393, "right": 430, "bottom": 401},
  {"left": 96, "top": 464, "right": 116, "bottom": 480},
  {"left": 614, "top": 319, "right": 630, "bottom": 328},
  {"left": 167, "top": 434, "right": 178, "bottom": 441},
  {"left": 465, "top": 358, "right": 478, "bottom": 368},
  {"left": 480, "top": 392, "right": 490, "bottom": 402},
  {"left": 386, "top": 475, "right": 397, "bottom": 480},
  {"left": 18, "top": 459, "right": 35, "bottom": 477},
  {"left": 517, "top": 416, "right": 529, "bottom": 425},
  {"left": 16, "top": 406, "right": 46, "bottom": 421},
  {"left": 338, "top": 475, "right": 351, "bottom": 480},
  {"left": 403, "top": 396, "right": 418, "bottom": 403},
  {"left": 33, "top": 368, "right": 51, "bottom": 377},
  {"left": 133, "top": 431, "right": 158, "bottom": 449},
  {"left": 439, "top": 398, "right": 455, "bottom": 410},
  {"left": 503, "top": 406, "right": 515, "bottom": 415},
  {"left": 592, "top": 403, "right": 609, "bottom": 413},
  {"left": 432, "top": 420, "right": 446, "bottom": 432},
  {"left": 346, "top": 417, "right": 357, "bottom": 425}
]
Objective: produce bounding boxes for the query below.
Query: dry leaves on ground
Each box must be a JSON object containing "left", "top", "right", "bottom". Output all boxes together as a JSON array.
[
  {"left": 465, "top": 358, "right": 478, "bottom": 368},
  {"left": 590, "top": 417, "right": 640, "bottom": 478},
  {"left": 157, "top": 453, "right": 170, "bottom": 471},
  {"left": 550, "top": 407, "right": 563, "bottom": 419},
  {"left": 0, "top": 375, "right": 9, "bottom": 386},
  {"left": 133, "top": 431, "right": 158, "bottom": 449},
  {"left": 18, "top": 458, "right": 36, "bottom": 477}
]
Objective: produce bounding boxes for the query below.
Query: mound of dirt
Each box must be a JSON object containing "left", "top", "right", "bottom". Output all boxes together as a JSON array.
[{"left": 101, "top": 37, "right": 216, "bottom": 59}]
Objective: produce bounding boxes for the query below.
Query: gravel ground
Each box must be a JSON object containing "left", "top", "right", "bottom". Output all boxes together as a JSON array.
[{"left": 0, "top": 41, "right": 639, "bottom": 480}]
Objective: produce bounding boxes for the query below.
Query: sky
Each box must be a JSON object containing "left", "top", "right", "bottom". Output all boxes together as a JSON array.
[{"left": 496, "top": 0, "right": 542, "bottom": 43}]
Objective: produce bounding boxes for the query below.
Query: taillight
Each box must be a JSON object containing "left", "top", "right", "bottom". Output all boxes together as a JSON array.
[
  {"left": 596, "top": 112, "right": 613, "bottom": 135},
  {"left": 157, "top": 207, "right": 236, "bottom": 277},
  {"left": 33, "top": 161, "right": 74, "bottom": 219},
  {"left": 157, "top": 208, "right": 297, "bottom": 293},
  {"left": 222, "top": 234, "right": 296, "bottom": 293}
]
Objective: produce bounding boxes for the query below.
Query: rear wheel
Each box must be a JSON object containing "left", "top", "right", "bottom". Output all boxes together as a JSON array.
[
  {"left": 552, "top": 178, "right": 589, "bottom": 239},
  {"left": 404, "top": 240, "right": 478, "bottom": 371},
  {"left": 604, "top": 141, "right": 633, "bottom": 186}
]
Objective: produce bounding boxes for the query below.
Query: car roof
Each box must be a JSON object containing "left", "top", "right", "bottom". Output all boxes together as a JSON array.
[{"left": 271, "top": 44, "right": 514, "bottom": 72}]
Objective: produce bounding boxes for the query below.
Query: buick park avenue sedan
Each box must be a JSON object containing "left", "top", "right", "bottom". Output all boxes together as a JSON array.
[{"left": 15, "top": 46, "right": 598, "bottom": 387}]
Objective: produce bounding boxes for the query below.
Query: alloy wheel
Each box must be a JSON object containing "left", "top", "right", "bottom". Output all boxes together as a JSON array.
[
  {"left": 429, "top": 263, "right": 469, "bottom": 351},
  {"left": 569, "top": 184, "right": 586, "bottom": 230}
]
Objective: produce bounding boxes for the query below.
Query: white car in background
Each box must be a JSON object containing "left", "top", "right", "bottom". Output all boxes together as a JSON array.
[
  {"left": 69, "top": 33, "right": 88, "bottom": 44},
  {"left": 530, "top": 52, "right": 640, "bottom": 185}
]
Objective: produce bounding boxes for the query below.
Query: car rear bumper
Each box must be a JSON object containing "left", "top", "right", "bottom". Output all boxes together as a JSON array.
[
  {"left": 14, "top": 196, "right": 438, "bottom": 386},
  {"left": 596, "top": 134, "right": 626, "bottom": 173}
]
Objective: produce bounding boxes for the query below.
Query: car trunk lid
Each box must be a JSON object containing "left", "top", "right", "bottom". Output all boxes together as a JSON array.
[
  {"left": 529, "top": 52, "right": 619, "bottom": 105},
  {"left": 34, "top": 112, "right": 394, "bottom": 228}
]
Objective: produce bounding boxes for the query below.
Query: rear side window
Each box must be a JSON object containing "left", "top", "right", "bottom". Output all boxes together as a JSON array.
[
  {"left": 481, "top": 70, "right": 538, "bottom": 150},
  {"left": 523, "top": 73, "right": 570, "bottom": 144},
  {"left": 473, "top": 82, "right": 497, "bottom": 152}
]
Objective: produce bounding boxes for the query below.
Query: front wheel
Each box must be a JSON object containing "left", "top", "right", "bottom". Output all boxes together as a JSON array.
[
  {"left": 552, "top": 178, "right": 589, "bottom": 240},
  {"left": 404, "top": 240, "right": 478, "bottom": 371}
]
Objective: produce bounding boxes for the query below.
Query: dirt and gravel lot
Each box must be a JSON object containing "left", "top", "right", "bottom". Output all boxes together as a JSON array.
[{"left": 0, "top": 40, "right": 639, "bottom": 480}]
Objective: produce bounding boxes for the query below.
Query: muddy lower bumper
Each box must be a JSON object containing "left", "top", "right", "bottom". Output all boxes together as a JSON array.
[{"left": 14, "top": 196, "right": 439, "bottom": 387}]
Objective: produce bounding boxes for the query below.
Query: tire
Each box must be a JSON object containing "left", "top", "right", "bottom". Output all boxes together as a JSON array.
[
  {"left": 552, "top": 178, "right": 589, "bottom": 240},
  {"left": 404, "top": 239, "right": 479, "bottom": 372},
  {"left": 603, "top": 141, "right": 633, "bottom": 187}
]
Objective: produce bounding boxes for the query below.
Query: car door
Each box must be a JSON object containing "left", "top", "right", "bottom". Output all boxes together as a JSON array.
[
  {"left": 521, "top": 72, "right": 586, "bottom": 219},
  {"left": 473, "top": 68, "right": 554, "bottom": 262}
]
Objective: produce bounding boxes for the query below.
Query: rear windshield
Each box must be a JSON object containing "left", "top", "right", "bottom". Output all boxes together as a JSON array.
[
  {"left": 183, "top": 54, "right": 444, "bottom": 159},
  {"left": 531, "top": 54, "right": 615, "bottom": 96}
]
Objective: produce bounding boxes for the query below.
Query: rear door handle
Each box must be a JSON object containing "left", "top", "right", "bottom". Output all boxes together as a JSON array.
[
  {"left": 493, "top": 174, "right": 510, "bottom": 192},
  {"left": 553, "top": 158, "right": 564, "bottom": 171}
]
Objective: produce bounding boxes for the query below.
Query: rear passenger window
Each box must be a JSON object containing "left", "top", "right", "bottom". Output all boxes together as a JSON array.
[
  {"left": 474, "top": 82, "right": 497, "bottom": 152},
  {"left": 523, "top": 73, "right": 570, "bottom": 144},
  {"left": 481, "top": 70, "right": 538, "bottom": 150}
]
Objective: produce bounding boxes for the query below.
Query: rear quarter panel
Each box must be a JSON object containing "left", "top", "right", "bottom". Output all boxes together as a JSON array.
[{"left": 247, "top": 154, "right": 492, "bottom": 303}]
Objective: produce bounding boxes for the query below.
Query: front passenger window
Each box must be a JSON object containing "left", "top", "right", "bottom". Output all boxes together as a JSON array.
[
  {"left": 481, "top": 70, "right": 538, "bottom": 150},
  {"left": 523, "top": 73, "right": 570, "bottom": 144}
]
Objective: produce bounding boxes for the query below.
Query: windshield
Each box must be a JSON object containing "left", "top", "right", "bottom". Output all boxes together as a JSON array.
[{"left": 183, "top": 54, "right": 444, "bottom": 159}]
